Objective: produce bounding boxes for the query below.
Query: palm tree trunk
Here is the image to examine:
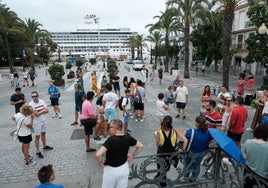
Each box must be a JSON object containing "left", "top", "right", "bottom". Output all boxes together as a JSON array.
[
  {"left": 222, "top": 5, "right": 235, "bottom": 89},
  {"left": 184, "top": 22, "right": 190, "bottom": 78},
  {"left": 131, "top": 47, "right": 135, "bottom": 60},
  {"left": 165, "top": 33, "right": 169, "bottom": 72},
  {"left": 3, "top": 34, "right": 14, "bottom": 72}
]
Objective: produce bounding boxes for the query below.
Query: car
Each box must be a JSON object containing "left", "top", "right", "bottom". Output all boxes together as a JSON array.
[
  {"left": 125, "top": 57, "right": 133, "bottom": 64},
  {"left": 132, "top": 60, "right": 144, "bottom": 71}
]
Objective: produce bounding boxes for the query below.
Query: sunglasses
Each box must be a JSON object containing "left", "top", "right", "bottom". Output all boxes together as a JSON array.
[
  {"left": 226, "top": 100, "right": 231, "bottom": 102},
  {"left": 31, "top": 95, "right": 38, "bottom": 98}
]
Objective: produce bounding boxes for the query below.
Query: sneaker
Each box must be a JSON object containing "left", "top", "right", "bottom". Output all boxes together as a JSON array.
[
  {"left": 135, "top": 119, "right": 138, "bottom": 122},
  {"left": 93, "top": 136, "right": 101, "bottom": 141},
  {"left": 29, "top": 155, "right": 33, "bottom": 161},
  {"left": 222, "top": 157, "right": 232, "bottom": 165},
  {"left": 246, "top": 127, "right": 253, "bottom": 132},
  {"left": 52, "top": 113, "right": 58, "bottom": 118},
  {"left": 140, "top": 119, "right": 144, "bottom": 122},
  {"left": 36, "top": 152, "right": 44, "bottom": 158},
  {"left": 183, "top": 116, "right": 186, "bottom": 120},
  {"left": 127, "top": 129, "right": 131, "bottom": 132},
  {"left": 58, "top": 113, "right": 62, "bottom": 119},
  {"left": 175, "top": 115, "right": 180, "bottom": 118},
  {"left": 43, "top": 146, "right": 53, "bottom": 150}
]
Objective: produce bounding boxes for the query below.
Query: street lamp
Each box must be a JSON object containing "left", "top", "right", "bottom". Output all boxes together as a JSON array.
[{"left": 258, "top": 23, "right": 268, "bottom": 90}]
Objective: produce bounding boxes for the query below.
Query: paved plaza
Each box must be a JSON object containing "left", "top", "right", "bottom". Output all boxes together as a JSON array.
[{"left": 0, "top": 61, "right": 261, "bottom": 188}]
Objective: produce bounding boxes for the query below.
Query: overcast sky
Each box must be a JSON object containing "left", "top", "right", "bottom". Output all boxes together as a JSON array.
[{"left": 4, "top": 0, "right": 166, "bottom": 35}]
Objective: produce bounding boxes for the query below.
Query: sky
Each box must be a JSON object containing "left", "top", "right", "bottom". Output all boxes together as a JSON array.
[{"left": 4, "top": 0, "right": 166, "bottom": 35}]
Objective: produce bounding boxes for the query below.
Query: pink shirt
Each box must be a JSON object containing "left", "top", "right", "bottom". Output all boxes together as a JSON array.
[{"left": 80, "top": 100, "right": 95, "bottom": 119}]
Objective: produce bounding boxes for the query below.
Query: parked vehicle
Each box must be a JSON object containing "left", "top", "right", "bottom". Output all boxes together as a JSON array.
[
  {"left": 132, "top": 60, "right": 144, "bottom": 71},
  {"left": 125, "top": 57, "right": 133, "bottom": 64}
]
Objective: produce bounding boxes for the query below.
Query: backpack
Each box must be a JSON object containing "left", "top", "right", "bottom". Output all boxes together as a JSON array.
[
  {"left": 134, "top": 88, "right": 142, "bottom": 103},
  {"left": 118, "top": 97, "right": 128, "bottom": 110}
]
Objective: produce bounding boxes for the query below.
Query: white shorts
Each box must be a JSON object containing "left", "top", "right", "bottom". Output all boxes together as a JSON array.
[
  {"left": 102, "top": 162, "right": 129, "bottom": 188},
  {"left": 34, "top": 121, "right": 46, "bottom": 135}
]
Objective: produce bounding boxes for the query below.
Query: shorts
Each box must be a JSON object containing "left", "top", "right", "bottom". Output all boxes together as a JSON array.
[
  {"left": 34, "top": 121, "right": 46, "bottom": 136},
  {"left": 133, "top": 102, "right": 144, "bottom": 111},
  {"left": 30, "top": 77, "right": 35, "bottom": 81},
  {"left": 18, "top": 134, "right": 32, "bottom": 144},
  {"left": 123, "top": 113, "right": 131, "bottom": 124},
  {"left": 113, "top": 85, "right": 120, "bottom": 92},
  {"left": 227, "top": 131, "right": 243, "bottom": 142},
  {"left": 75, "top": 105, "right": 82, "bottom": 112},
  {"left": 176, "top": 102, "right": 186, "bottom": 109},
  {"left": 104, "top": 108, "right": 117, "bottom": 121},
  {"left": 50, "top": 98, "right": 59, "bottom": 106},
  {"left": 80, "top": 118, "right": 97, "bottom": 136}
]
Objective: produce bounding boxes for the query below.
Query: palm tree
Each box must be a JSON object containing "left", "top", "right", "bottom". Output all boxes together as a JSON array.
[
  {"left": 0, "top": 4, "right": 22, "bottom": 72},
  {"left": 145, "top": 31, "right": 164, "bottom": 69},
  {"left": 146, "top": 9, "right": 177, "bottom": 72},
  {"left": 166, "top": 0, "right": 214, "bottom": 78},
  {"left": 221, "top": 0, "right": 238, "bottom": 89},
  {"left": 136, "top": 34, "right": 146, "bottom": 60},
  {"left": 124, "top": 36, "right": 137, "bottom": 60},
  {"left": 20, "top": 18, "right": 50, "bottom": 71}
]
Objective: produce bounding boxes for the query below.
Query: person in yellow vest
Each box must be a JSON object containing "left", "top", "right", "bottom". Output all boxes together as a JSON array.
[
  {"left": 91, "top": 71, "right": 98, "bottom": 92},
  {"left": 154, "top": 115, "right": 188, "bottom": 187}
]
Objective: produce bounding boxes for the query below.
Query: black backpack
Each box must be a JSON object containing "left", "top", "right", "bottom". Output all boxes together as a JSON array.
[{"left": 118, "top": 96, "right": 129, "bottom": 110}]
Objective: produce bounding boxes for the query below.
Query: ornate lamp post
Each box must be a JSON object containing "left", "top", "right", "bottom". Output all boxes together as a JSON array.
[{"left": 258, "top": 23, "right": 268, "bottom": 90}]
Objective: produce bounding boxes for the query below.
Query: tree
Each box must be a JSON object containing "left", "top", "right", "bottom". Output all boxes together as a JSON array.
[
  {"left": 190, "top": 11, "right": 223, "bottom": 72},
  {"left": 136, "top": 34, "right": 146, "bottom": 60},
  {"left": 0, "top": 4, "right": 22, "bottom": 72},
  {"left": 124, "top": 36, "right": 137, "bottom": 60},
  {"left": 167, "top": 0, "right": 214, "bottom": 78},
  {"left": 146, "top": 9, "right": 177, "bottom": 72},
  {"left": 244, "top": 4, "right": 268, "bottom": 68},
  {"left": 20, "top": 18, "right": 50, "bottom": 71},
  {"left": 145, "top": 31, "right": 164, "bottom": 69}
]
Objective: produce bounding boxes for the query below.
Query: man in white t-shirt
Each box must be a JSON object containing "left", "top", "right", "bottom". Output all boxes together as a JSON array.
[
  {"left": 122, "top": 89, "right": 132, "bottom": 133},
  {"left": 156, "top": 92, "right": 169, "bottom": 123},
  {"left": 102, "top": 84, "right": 119, "bottom": 133},
  {"left": 216, "top": 85, "right": 231, "bottom": 112},
  {"left": 29, "top": 91, "right": 53, "bottom": 159},
  {"left": 174, "top": 80, "right": 188, "bottom": 119},
  {"left": 141, "top": 65, "right": 147, "bottom": 82}
]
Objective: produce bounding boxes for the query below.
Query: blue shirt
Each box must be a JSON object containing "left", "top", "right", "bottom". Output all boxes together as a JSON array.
[
  {"left": 48, "top": 86, "right": 59, "bottom": 99},
  {"left": 185, "top": 129, "right": 212, "bottom": 152},
  {"left": 35, "top": 182, "right": 64, "bottom": 188}
]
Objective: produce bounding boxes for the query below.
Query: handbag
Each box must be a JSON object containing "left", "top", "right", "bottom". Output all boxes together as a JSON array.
[{"left": 14, "top": 117, "right": 25, "bottom": 141}]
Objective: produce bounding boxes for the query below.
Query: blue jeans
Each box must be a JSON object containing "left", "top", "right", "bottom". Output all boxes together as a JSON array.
[
  {"left": 164, "top": 97, "right": 174, "bottom": 105},
  {"left": 185, "top": 150, "right": 208, "bottom": 182}
]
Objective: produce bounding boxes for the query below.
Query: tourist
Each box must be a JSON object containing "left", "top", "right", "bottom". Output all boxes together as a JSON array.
[
  {"left": 174, "top": 80, "right": 188, "bottom": 119},
  {"left": 80, "top": 91, "right": 100, "bottom": 152},
  {"left": 247, "top": 72, "right": 254, "bottom": 89},
  {"left": 242, "top": 123, "right": 268, "bottom": 188},
  {"left": 102, "top": 83, "right": 118, "bottom": 135},
  {"left": 35, "top": 164, "right": 64, "bottom": 188},
  {"left": 12, "top": 104, "right": 35, "bottom": 166},
  {"left": 154, "top": 115, "right": 188, "bottom": 187},
  {"left": 216, "top": 85, "right": 231, "bottom": 113},
  {"left": 133, "top": 80, "right": 147, "bottom": 122},
  {"left": 101, "top": 75, "right": 108, "bottom": 91},
  {"left": 96, "top": 119, "right": 144, "bottom": 188},
  {"left": 164, "top": 85, "right": 175, "bottom": 106},
  {"left": 200, "top": 85, "right": 212, "bottom": 117},
  {"left": 227, "top": 96, "right": 248, "bottom": 149},
  {"left": 121, "top": 89, "right": 132, "bottom": 134},
  {"left": 148, "top": 66, "right": 155, "bottom": 84},
  {"left": 22, "top": 70, "right": 29, "bottom": 87},
  {"left": 158, "top": 63, "right": 163, "bottom": 84},
  {"left": 156, "top": 92, "right": 169, "bottom": 123},
  {"left": 205, "top": 100, "right": 222, "bottom": 129},
  {"left": 221, "top": 97, "right": 233, "bottom": 133},
  {"left": 122, "top": 76, "right": 128, "bottom": 89},
  {"left": 91, "top": 71, "right": 98, "bottom": 92},
  {"left": 184, "top": 116, "right": 213, "bottom": 182},
  {"left": 172, "top": 75, "right": 180, "bottom": 92},
  {"left": 28, "top": 68, "right": 37, "bottom": 87},
  {"left": 111, "top": 71, "right": 120, "bottom": 97},
  {"left": 47, "top": 81, "right": 62, "bottom": 118},
  {"left": 71, "top": 84, "right": 85, "bottom": 126},
  {"left": 29, "top": 91, "right": 53, "bottom": 159},
  {"left": 237, "top": 73, "right": 245, "bottom": 95},
  {"left": 141, "top": 64, "right": 147, "bottom": 82},
  {"left": 13, "top": 69, "right": 19, "bottom": 87},
  {"left": 247, "top": 89, "right": 267, "bottom": 131},
  {"left": 10, "top": 87, "right": 26, "bottom": 114}
]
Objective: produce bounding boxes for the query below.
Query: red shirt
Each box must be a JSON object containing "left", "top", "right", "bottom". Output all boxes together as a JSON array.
[
  {"left": 205, "top": 110, "right": 222, "bottom": 129},
  {"left": 229, "top": 105, "right": 248, "bottom": 134}
]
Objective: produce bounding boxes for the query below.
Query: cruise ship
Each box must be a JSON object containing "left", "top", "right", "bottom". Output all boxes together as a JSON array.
[{"left": 50, "top": 24, "right": 137, "bottom": 60}]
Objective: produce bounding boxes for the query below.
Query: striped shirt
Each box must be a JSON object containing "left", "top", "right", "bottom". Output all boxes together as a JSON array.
[{"left": 205, "top": 110, "right": 222, "bottom": 128}]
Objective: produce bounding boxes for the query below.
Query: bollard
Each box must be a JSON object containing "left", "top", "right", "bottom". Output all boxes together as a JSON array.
[{"left": 0, "top": 74, "right": 2, "bottom": 82}]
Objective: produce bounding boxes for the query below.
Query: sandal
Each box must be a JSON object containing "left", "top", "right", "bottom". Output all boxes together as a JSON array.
[{"left": 86, "top": 148, "right": 96, "bottom": 152}]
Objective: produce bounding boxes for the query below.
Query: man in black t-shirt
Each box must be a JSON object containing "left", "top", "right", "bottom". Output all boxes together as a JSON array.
[
  {"left": 10, "top": 87, "right": 26, "bottom": 113},
  {"left": 111, "top": 72, "right": 120, "bottom": 97},
  {"left": 96, "top": 119, "right": 144, "bottom": 188}
]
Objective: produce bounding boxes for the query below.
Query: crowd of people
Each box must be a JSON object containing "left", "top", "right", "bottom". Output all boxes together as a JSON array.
[{"left": 9, "top": 60, "right": 268, "bottom": 187}]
